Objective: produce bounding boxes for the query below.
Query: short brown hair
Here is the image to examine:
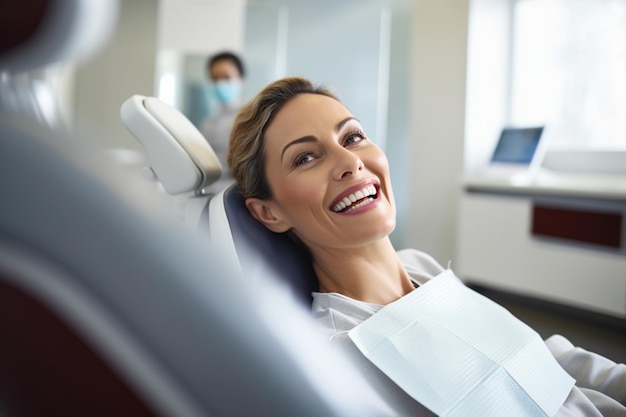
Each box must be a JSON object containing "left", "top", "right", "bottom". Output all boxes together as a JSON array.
[{"left": 227, "top": 77, "right": 338, "bottom": 200}]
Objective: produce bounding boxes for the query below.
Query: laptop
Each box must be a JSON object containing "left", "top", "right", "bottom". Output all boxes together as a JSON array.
[{"left": 482, "top": 126, "right": 545, "bottom": 180}]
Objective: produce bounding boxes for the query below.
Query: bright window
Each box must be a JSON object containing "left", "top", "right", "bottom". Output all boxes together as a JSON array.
[{"left": 510, "top": 0, "right": 626, "bottom": 150}]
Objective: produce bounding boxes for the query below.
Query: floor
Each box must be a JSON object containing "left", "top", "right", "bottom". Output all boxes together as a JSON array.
[{"left": 471, "top": 285, "right": 626, "bottom": 365}]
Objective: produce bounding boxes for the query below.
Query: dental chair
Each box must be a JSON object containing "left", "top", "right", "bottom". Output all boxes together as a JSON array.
[
  {"left": 121, "top": 95, "right": 318, "bottom": 305},
  {"left": 121, "top": 94, "right": 222, "bottom": 229},
  {"left": 0, "top": 1, "right": 388, "bottom": 416}
]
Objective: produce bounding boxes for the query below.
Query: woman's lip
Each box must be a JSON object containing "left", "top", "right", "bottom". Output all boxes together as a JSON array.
[{"left": 329, "top": 180, "right": 380, "bottom": 212}]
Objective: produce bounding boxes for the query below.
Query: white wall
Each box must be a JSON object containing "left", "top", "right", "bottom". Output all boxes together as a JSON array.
[
  {"left": 73, "top": 0, "right": 158, "bottom": 151},
  {"left": 464, "top": 0, "right": 513, "bottom": 174},
  {"left": 157, "top": 0, "right": 245, "bottom": 54},
  {"left": 407, "top": 1, "right": 469, "bottom": 265},
  {"left": 385, "top": 0, "right": 413, "bottom": 248}
]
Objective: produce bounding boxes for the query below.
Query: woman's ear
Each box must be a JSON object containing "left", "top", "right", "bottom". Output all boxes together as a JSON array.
[{"left": 245, "top": 198, "right": 291, "bottom": 233}]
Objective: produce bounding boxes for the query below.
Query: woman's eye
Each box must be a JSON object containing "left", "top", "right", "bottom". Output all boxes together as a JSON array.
[
  {"left": 344, "top": 130, "right": 367, "bottom": 145},
  {"left": 294, "top": 152, "right": 315, "bottom": 167}
]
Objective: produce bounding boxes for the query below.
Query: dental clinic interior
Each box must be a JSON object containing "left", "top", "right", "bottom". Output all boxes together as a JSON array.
[{"left": 53, "top": 0, "right": 626, "bottom": 361}]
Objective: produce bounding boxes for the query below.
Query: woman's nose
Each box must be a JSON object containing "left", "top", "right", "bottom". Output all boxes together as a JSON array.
[{"left": 331, "top": 147, "right": 364, "bottom": 180}]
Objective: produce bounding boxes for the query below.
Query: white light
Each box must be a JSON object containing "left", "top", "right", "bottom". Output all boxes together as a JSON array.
[{"left": 158, "top": 72, "right": 177, "bottom": 107}]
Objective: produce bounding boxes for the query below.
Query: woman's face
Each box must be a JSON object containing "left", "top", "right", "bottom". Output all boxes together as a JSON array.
[{"left": 247, "top": 93, "right": 396, "bottom": 252}]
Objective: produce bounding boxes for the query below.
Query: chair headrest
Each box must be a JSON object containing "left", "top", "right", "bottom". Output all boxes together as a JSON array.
[
  {"left": 121, "top": 95, "right": 222, "bottom": 195},
  {"left": 209, "top": 185, "right": 318, "bottom": 305}
]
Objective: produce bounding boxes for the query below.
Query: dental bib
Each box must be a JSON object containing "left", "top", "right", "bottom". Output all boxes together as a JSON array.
[{"left": 348, "top": 270, "right": 574, "bottom": 417}]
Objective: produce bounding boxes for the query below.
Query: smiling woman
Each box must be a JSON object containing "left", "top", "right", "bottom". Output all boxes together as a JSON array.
[
  {"left": 227, "top": 77, "right": 626, "bottom": 417},
  {"left": 229, "top": 77, "right": 410, "bottom": 304}
]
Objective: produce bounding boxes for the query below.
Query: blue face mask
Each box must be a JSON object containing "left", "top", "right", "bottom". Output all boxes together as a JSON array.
[{"left": 213, "top": 79, "right": 242, "bottom": 104}]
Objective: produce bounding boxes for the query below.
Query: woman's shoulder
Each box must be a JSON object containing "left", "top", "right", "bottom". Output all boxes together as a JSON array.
[{"left": 397, "top": 248, "right": 446, "bottom": 285}]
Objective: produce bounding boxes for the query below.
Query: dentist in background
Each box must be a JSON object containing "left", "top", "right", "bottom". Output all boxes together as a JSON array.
[{"left": 201, "top": 51, "right": 245, "bottom": 193}]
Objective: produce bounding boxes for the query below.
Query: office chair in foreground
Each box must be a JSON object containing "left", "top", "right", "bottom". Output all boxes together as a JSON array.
[{"left": 0, "top": 1, "right": 391, "bottom": 416}]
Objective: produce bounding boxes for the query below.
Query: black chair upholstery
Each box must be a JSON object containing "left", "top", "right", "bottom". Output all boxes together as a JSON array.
[{"left": 220, "top": 185, "right": 318, "bottom": 306}]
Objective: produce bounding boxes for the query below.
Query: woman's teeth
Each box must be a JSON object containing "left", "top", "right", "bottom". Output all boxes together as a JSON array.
[{"left": 332, "top": 184, "right": 377, "bottom": 213}]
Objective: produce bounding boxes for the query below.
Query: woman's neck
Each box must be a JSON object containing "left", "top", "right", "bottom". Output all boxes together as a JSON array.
[{"left": 312, "top": 238, "right": 414, "bottom": 305}]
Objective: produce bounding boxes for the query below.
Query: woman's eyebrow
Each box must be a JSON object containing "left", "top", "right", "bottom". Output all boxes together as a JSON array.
[
  {"left": 281, "top": 135, "right": 316, "bottom": 162},
  {"left": 280, "top": 117, "right": 360, "bottom": 162},
  {"left": 337, "top": 116, "right": 359, "bottom": 131}
]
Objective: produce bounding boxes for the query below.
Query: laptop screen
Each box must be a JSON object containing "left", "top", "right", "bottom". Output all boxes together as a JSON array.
[{"left": 491, "top": 127, "right": 544, "bottom": 165}]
